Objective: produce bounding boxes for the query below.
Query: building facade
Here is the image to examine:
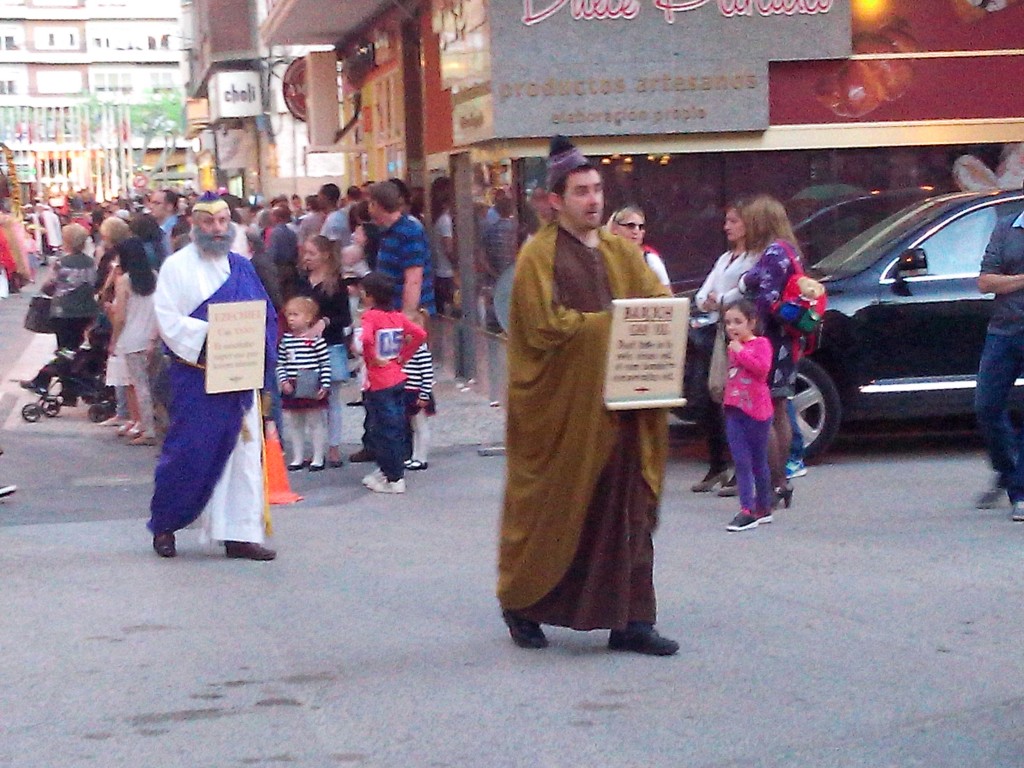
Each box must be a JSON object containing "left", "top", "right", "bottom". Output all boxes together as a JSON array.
[
  {"left": 259, "top": 0, "right": 1024, "bottom": 290},
  {"left": 0, "top": 0, "right": 185, "bottom": 201}
]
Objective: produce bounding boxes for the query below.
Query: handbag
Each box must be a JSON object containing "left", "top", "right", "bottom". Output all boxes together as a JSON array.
[
  {"left": 24, "top": 295, "right": 56, "bottom": 334},
  {"left": 707, "top": 323, "right": 728, "bottom": 404},
  {"left": 292, "top": 368, "right": 321, "bottom": 399}
]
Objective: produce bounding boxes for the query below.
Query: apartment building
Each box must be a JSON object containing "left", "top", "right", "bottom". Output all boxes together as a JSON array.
[{"left": 0, "top": 0, "right": 185, "bottom": 200}]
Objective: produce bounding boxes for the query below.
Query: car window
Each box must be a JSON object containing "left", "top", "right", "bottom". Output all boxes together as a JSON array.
[
  {"left": 918, "top": 206, "right": 998, "bottom": 277},
  {"left": 813, "top": 194, "right": 968, "bottom": 278}
]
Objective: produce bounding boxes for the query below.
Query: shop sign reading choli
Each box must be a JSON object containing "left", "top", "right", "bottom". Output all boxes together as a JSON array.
[
  {"left": 209, "top": 71, "right": 263, "bottom": 122},
  {"left": 438, "top": 0, "right": 850, "bottom": 141}
]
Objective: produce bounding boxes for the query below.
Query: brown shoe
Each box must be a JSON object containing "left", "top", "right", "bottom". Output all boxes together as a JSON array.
[
  {"left": 152, "top": 532, "right": 176, "bottom": 558},
  {"left": 224, "top": 541, "right": 277, "bottom": 561},
  {"left": 348, "top": 448, "right": 375, "bottom": 463}
]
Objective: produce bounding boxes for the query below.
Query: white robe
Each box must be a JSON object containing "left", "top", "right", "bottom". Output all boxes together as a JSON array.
[{"left": 154, "top": 244, "right": 266, "bottom": 545}]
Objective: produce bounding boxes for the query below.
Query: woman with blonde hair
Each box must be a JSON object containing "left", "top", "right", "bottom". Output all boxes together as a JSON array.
[
  {"left": 738, "top": 194, "right": 803, "bottom": 508},
  {"left": 297, "top": 234, "right": 353, "bottom": 468},
  {"left": 607, "top": 204, "right": 671, "bottom": 287}
]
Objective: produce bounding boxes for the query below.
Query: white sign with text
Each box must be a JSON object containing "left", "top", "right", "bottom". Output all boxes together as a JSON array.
[{"left": 604, "top": 297, "right": 689, "bottom": 410}]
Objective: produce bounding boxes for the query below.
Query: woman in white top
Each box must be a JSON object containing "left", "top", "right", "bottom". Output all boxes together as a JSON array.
[
  {"left": 110, "top": 238, "right": 160, "bottom": 445},
  {"left": 430, "top": 177, "right": 457, "bottom": 315},
  {"left": 690, "top": 202, "right": 760, "bottom": 494},
  {"left": 607, "top": 204, "right": 671, "bottom": 287}
]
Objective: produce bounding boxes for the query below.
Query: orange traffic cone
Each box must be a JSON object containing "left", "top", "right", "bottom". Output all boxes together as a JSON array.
[{"left": 264, "top": 423, "right": 303, "bottom": 506}]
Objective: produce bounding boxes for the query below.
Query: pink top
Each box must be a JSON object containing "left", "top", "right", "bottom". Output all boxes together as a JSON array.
[
  {"left": 360, "top": 307, "right": 428, "bottom": 392},
  {"left": 723, "top": 335, "right": 774, "bottom": 421}
]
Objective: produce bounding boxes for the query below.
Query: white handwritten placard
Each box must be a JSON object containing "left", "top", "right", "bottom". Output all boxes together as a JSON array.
[
  {"left": 205, "top": 300, "right": 267, "bottom": 394},
  {"left": 604, "top": 297, "right": 689, "bottom": 410}
]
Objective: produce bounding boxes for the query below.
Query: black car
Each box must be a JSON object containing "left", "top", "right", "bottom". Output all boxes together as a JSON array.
[
  {"left": 789, "top": 187, "right": 935, "bottom": 267},
  {"left": 794, "top": 189, "right": 1024, "bottom": 458}
]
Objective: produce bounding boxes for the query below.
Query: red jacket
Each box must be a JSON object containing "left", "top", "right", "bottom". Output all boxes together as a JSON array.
[{"left": 360, "top": 307, "right": 428, "bottom": 391}]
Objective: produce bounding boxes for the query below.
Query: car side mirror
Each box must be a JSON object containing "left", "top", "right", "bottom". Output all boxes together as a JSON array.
[{"left": 896, "top": 247, "right": 928, "bottom": 277}]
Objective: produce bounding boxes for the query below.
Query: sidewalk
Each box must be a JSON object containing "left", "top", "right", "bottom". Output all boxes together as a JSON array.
[{"left": 2, "top": 312, "right": 507, "bottom": 451}]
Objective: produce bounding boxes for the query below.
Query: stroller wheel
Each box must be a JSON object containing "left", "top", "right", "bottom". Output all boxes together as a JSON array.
[
  {"left": 88, "top": 403, "right": 112, "bottom": 423},
  {"left": 42, "top": 399, "right": 61, "bottom": 418},
  {"left": 21, "top": 403, "right": 41, "bottom": 423}
]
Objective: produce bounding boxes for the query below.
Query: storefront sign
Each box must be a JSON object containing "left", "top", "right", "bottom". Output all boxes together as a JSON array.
[
  {"left": 483, "top": 0, "right": 850, "bottom": 138},
  {"left": 306, "top": 151, "right": 345, "bottom": 178},
  {"left": 604, "top": 297, "right": 689, "bottom": 410},
  {"left": 452, "top": 91, "right": 495, "bottom": 146},
  {"left": 282, "top": 57, "right": 308, "bottom": 122},
  {"left": 209, "top": 71, "right": 263, "bottom": 122}
]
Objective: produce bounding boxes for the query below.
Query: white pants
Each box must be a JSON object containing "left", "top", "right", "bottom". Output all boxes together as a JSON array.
[
  {"left": 410, "top": 410, "right": 430, "bottom": 464},
  {"left": 283, "top": 409, "right": 328, "bottom": 466}
]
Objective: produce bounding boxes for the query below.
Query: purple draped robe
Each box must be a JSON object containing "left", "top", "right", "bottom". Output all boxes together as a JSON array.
[{"left": 148, "top": 253, "right": 277, "bottom": 535}]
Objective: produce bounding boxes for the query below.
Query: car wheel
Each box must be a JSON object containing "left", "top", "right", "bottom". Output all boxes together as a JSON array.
[{"left": 793, "top": 358, "right": 842, "bottom": 461}]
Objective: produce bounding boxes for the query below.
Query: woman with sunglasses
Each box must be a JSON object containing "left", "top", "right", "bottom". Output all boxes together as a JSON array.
[{"left": 607, "top": 204, "right": 671, "bottom": 287}]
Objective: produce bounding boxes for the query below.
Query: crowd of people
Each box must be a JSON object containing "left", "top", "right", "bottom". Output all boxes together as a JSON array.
[{"left": 15, "top": 179, "right": 442, "bottom": 557}]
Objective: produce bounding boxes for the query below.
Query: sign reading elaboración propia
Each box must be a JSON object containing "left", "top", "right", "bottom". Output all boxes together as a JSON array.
[{"left": 446, "top": 0, "right": 851, "bottom": 140}]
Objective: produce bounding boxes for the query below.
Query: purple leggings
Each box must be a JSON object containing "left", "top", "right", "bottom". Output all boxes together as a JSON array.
[{"left": 724, "top": 406, "right": 774, "bottom": 513}]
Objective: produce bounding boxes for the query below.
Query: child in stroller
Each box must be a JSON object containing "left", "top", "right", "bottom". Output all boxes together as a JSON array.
[{"left": 20, "top": 323, "right": 116, "bottom": 423}]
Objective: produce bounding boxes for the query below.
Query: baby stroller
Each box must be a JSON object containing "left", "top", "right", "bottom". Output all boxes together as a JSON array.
[{"left": 21, "top": 324, "right": 116, "bottom": 424}]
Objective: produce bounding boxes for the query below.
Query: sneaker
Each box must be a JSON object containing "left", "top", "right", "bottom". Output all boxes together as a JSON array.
[
  {"left": 1012, "top": 501, "right": 1024, "bottom": 522},
  {"left": 976, "top": 483, "right": 1008, "bottom": 510},
  {"left": 717, "top": 473, "right": 738, "bottom": 497},
  {"left": 365, "top": 474, "right": 406, "bottom": 494},
  {"left": 785, "top": 459, "right": 807, "bottom": 479},
  {"left": 0, "top": 484, "right": 16, "bottom": 499},
  {"left": 98, "top": 416, "right": 125, "bottom": 427},
  {"left": 755, "top": 509, "right": 773, "bottom": 525},
  {"left": 691, "top": 468, "right": 730, "bottom": 493},
  {"left": 361, "top": 469, "right": 385, "bottom": 488},
  {"left": 726, "top": 512, "right": 760, "bottom": 532}
]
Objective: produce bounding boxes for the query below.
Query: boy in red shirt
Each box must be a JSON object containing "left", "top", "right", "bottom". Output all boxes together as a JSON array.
[{"left": 359, "top": 271, "right": 428, "bottom": 493}]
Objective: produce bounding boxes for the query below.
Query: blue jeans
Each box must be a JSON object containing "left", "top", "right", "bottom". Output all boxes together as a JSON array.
[
  {"left": 787, "top": 398, "right": 804, "bottom": 462},
  {"left": 364, "top": 384, "right": 407, "bottom": 482},
  {"left": 975, "top": 332, "right": 1024, "bottom": 501}
]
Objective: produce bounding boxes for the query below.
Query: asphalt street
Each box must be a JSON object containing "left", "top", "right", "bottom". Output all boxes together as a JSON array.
[{"left": 1, "top": 285, "right": 1023, "bottom": 768}]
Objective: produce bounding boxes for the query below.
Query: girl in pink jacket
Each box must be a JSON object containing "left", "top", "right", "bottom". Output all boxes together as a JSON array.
[{"left": 722, "top": 300, "right": 775, "bottom": 532}]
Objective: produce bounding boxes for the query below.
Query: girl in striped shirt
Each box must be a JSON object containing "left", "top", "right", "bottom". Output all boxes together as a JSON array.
[
  {"left": 277, "top": 296, "right": 331, "bottom": 471},
  {"left": 402, "top": 309, "right": 435, "bottom": 471}
]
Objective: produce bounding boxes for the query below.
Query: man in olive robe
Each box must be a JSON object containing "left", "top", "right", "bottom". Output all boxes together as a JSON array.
[{"left": 497, "top": 136, "right": 677, "bottom": 656}]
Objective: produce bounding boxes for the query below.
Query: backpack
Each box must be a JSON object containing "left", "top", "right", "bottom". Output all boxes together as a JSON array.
[{"left": 772, "top": 242, "right": 827, "bottom": 352}]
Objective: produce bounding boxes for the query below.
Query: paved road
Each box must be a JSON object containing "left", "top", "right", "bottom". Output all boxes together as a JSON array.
[{"left": 2, "top": 287, "right": 1022, "bottom": 768}]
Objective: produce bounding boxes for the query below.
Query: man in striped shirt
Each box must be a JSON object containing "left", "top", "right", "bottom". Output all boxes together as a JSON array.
[{"left": 367, "top": 181, "right": 435, "bottom": 317}]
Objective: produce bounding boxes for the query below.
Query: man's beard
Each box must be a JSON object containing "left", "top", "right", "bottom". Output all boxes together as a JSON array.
[{"left": 193, "top": 223, "right": 236, "bottom": 258}]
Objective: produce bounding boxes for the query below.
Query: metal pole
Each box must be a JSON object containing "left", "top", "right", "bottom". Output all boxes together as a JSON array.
[{"left": 451, "top": 151, "right": 476, "bottom": 382}]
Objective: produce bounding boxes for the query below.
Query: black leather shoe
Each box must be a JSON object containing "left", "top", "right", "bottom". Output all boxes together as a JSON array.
[
  {"left": 224, "top": 541, "right": 277, "bottom": 561},
  {"left": 152, "top": 532, "right": 176, "bottom": 558},
  {"left": 608, "top": 625, "right": 679, "bottom": 656},
  {"left": 502, "top": 610, "right": 548, "bottom": 649}
]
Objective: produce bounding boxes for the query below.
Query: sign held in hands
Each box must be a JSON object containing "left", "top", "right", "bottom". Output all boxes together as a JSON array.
[
  {"left": 604, "top": 297, "right": 689, "bottom": 410},
  {"left": 205, "top": 300, "right": 267, "bottom": 394}
]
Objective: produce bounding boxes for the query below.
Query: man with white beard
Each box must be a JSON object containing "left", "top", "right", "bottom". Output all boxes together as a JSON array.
[{"left": 148, "top": 193, "right": 278, "bottom": 560}]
